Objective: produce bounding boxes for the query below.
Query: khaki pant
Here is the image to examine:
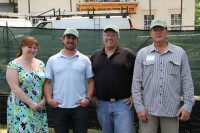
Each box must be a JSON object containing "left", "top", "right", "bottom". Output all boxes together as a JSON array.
[{"left": 139, "top": 115, "right": 179, "bottom": 133}]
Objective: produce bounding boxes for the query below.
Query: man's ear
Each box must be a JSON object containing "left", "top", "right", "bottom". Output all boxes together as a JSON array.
[{"left": 150, "top": 30, "right": 153, "bottom": 38}]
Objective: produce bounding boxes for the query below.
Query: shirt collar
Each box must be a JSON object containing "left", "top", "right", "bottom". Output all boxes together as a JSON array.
[
  {"left": 150, "top": 41, "right": 174, "bottom": 53},
  {"left": 57, "top": 49, "right": 79, "bottom": 58},
  {"left": 101, "top": 46, "right": 120, "bottom": 55}
]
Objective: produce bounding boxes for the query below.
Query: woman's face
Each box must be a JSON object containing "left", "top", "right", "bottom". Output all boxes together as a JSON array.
[{"left": 22, "top": 44, "right": 38, "bottom": 58}]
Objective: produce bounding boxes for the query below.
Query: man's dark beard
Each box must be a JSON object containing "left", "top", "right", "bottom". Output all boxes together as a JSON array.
[{"left": 64, "top": 43, "right": 75, "bottom": 51}]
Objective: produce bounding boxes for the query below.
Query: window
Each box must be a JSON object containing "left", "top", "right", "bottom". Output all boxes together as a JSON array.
[
  {"left": 36, "top": 22, "right": 52, "bottom": 29},
  {"left": 31, "top": 22, "right": 53, "bottom": 36},
  {"left": 171, "top": 14, "right": 181, "bottom": 30},
  {"left": 144, "top": 15, "right": 154, "bottom": 30},
  {"left": 32, "top": 18, "right": 43, "bottom": 25}
]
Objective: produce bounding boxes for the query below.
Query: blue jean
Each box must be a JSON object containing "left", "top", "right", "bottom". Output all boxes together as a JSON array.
[
  {"left": 96, "top": 99, "right": 134, "bottom": 133},
  {"left": 53, "top": 106, "right": 88, "bottom": 133}
]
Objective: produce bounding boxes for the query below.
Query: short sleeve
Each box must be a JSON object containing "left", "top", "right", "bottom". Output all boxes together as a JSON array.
[
  {"left": 39, "top": 60, "right": 45, "bottom": 70},
  {"left": 85, "top": 56, "right": 94, "bottom": 79},
  {"left": 7, "top": 61, "right": 19, "bottom": 71},
  {"left": 45, "top": 57, "right": 54, "bottom": 79}
]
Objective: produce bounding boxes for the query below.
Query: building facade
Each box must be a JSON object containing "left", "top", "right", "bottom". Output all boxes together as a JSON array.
[
  {"left": 133, "top": 0, "right": 195, "bottom": 30},
  {"left": 1, "top": 0, "right": 195, "bottom": 30},
  {"left": 0, "top": 0, "right": 18, "bottom": 17}
]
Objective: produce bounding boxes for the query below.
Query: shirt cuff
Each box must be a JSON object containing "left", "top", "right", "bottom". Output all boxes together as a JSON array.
[
  {"left": 134, "top": 104, "right": 146, "bottom": 113},
  {"left": 181, "top": 103, "right": 194, "bottom": 113}
]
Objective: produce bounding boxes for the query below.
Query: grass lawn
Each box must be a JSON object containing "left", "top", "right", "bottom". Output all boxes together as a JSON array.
[{"left": 0, "top": 126, "right": 101, "bottom": 133}]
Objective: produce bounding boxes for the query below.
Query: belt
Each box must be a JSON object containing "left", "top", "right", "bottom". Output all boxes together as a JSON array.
[{"left": 101, "top": 98, "right": 120, "bottom": 102}]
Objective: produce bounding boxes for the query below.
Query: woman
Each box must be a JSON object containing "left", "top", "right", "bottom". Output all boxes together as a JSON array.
[{"left": 6, "top": 36, "right": 48, "bottom": 132}]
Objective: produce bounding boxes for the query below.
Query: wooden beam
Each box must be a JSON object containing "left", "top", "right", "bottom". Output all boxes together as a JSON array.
[{"left": 76, "top": 2, "right": 139, "bottom": 14}]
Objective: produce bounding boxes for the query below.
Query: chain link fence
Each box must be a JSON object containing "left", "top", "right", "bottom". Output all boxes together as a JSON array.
[{"left": 0, "top": 26, "right": 200, "bottom": 132}]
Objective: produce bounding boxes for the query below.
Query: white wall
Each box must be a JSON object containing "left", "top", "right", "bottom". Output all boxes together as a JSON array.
[
  {"left": 0, "top": 0, "right": 10, "bottom": 3},
  {"left": 17, "top": 0, "right": 195, "bottom": 30},
  {"left": 131, "top": 0, "right": 195, "bottom": 29},
  {"left": 18, "top": 0, "right": 80, "bottom": 16},
  {"left": 0, "top": 0, "right": 18, "bottom": 3}
]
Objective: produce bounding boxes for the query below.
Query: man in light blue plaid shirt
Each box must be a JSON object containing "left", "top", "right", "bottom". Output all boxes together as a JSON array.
[{"left": 132, "top": 18, "right": 195, "bottom": 133}]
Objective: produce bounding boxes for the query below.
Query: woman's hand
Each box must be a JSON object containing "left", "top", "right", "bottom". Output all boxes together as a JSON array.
[
  {"left": 37, "top": 98, "right": 46, "bottom": 110},
  {"left": 29, "top": 101, "right": 39, "bottom": 111}
]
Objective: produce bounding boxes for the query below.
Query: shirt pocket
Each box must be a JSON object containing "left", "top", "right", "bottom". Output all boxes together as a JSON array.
[
  {"left": 143, "top": 61, "right": 154, "bottom": 76},
  {"left": 167, "top": 60, "right": 181, "bottom": 76}
]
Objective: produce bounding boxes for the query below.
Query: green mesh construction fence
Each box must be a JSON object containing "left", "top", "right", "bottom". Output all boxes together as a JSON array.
[{"left": 0, "top": 26, "right": 200, "bottom": 95}]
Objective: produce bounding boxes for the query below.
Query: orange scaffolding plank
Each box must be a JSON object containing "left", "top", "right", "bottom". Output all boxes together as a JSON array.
[{"left": 76, "top": 2, "right": 139, "bottom": 13}]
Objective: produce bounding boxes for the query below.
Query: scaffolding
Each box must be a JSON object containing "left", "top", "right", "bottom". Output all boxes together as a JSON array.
[{"left": 77, "top": 2, "right": 139, "bottom": 13}]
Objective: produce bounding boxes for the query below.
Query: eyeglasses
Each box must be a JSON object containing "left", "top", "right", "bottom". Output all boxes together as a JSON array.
[{"left": 103, "top": 34, "right": 118, "bottom": 38}]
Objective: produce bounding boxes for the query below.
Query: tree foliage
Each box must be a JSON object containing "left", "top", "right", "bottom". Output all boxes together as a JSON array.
[{"left": 195, "top": 0, "right": 200, "bottom": 29}]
